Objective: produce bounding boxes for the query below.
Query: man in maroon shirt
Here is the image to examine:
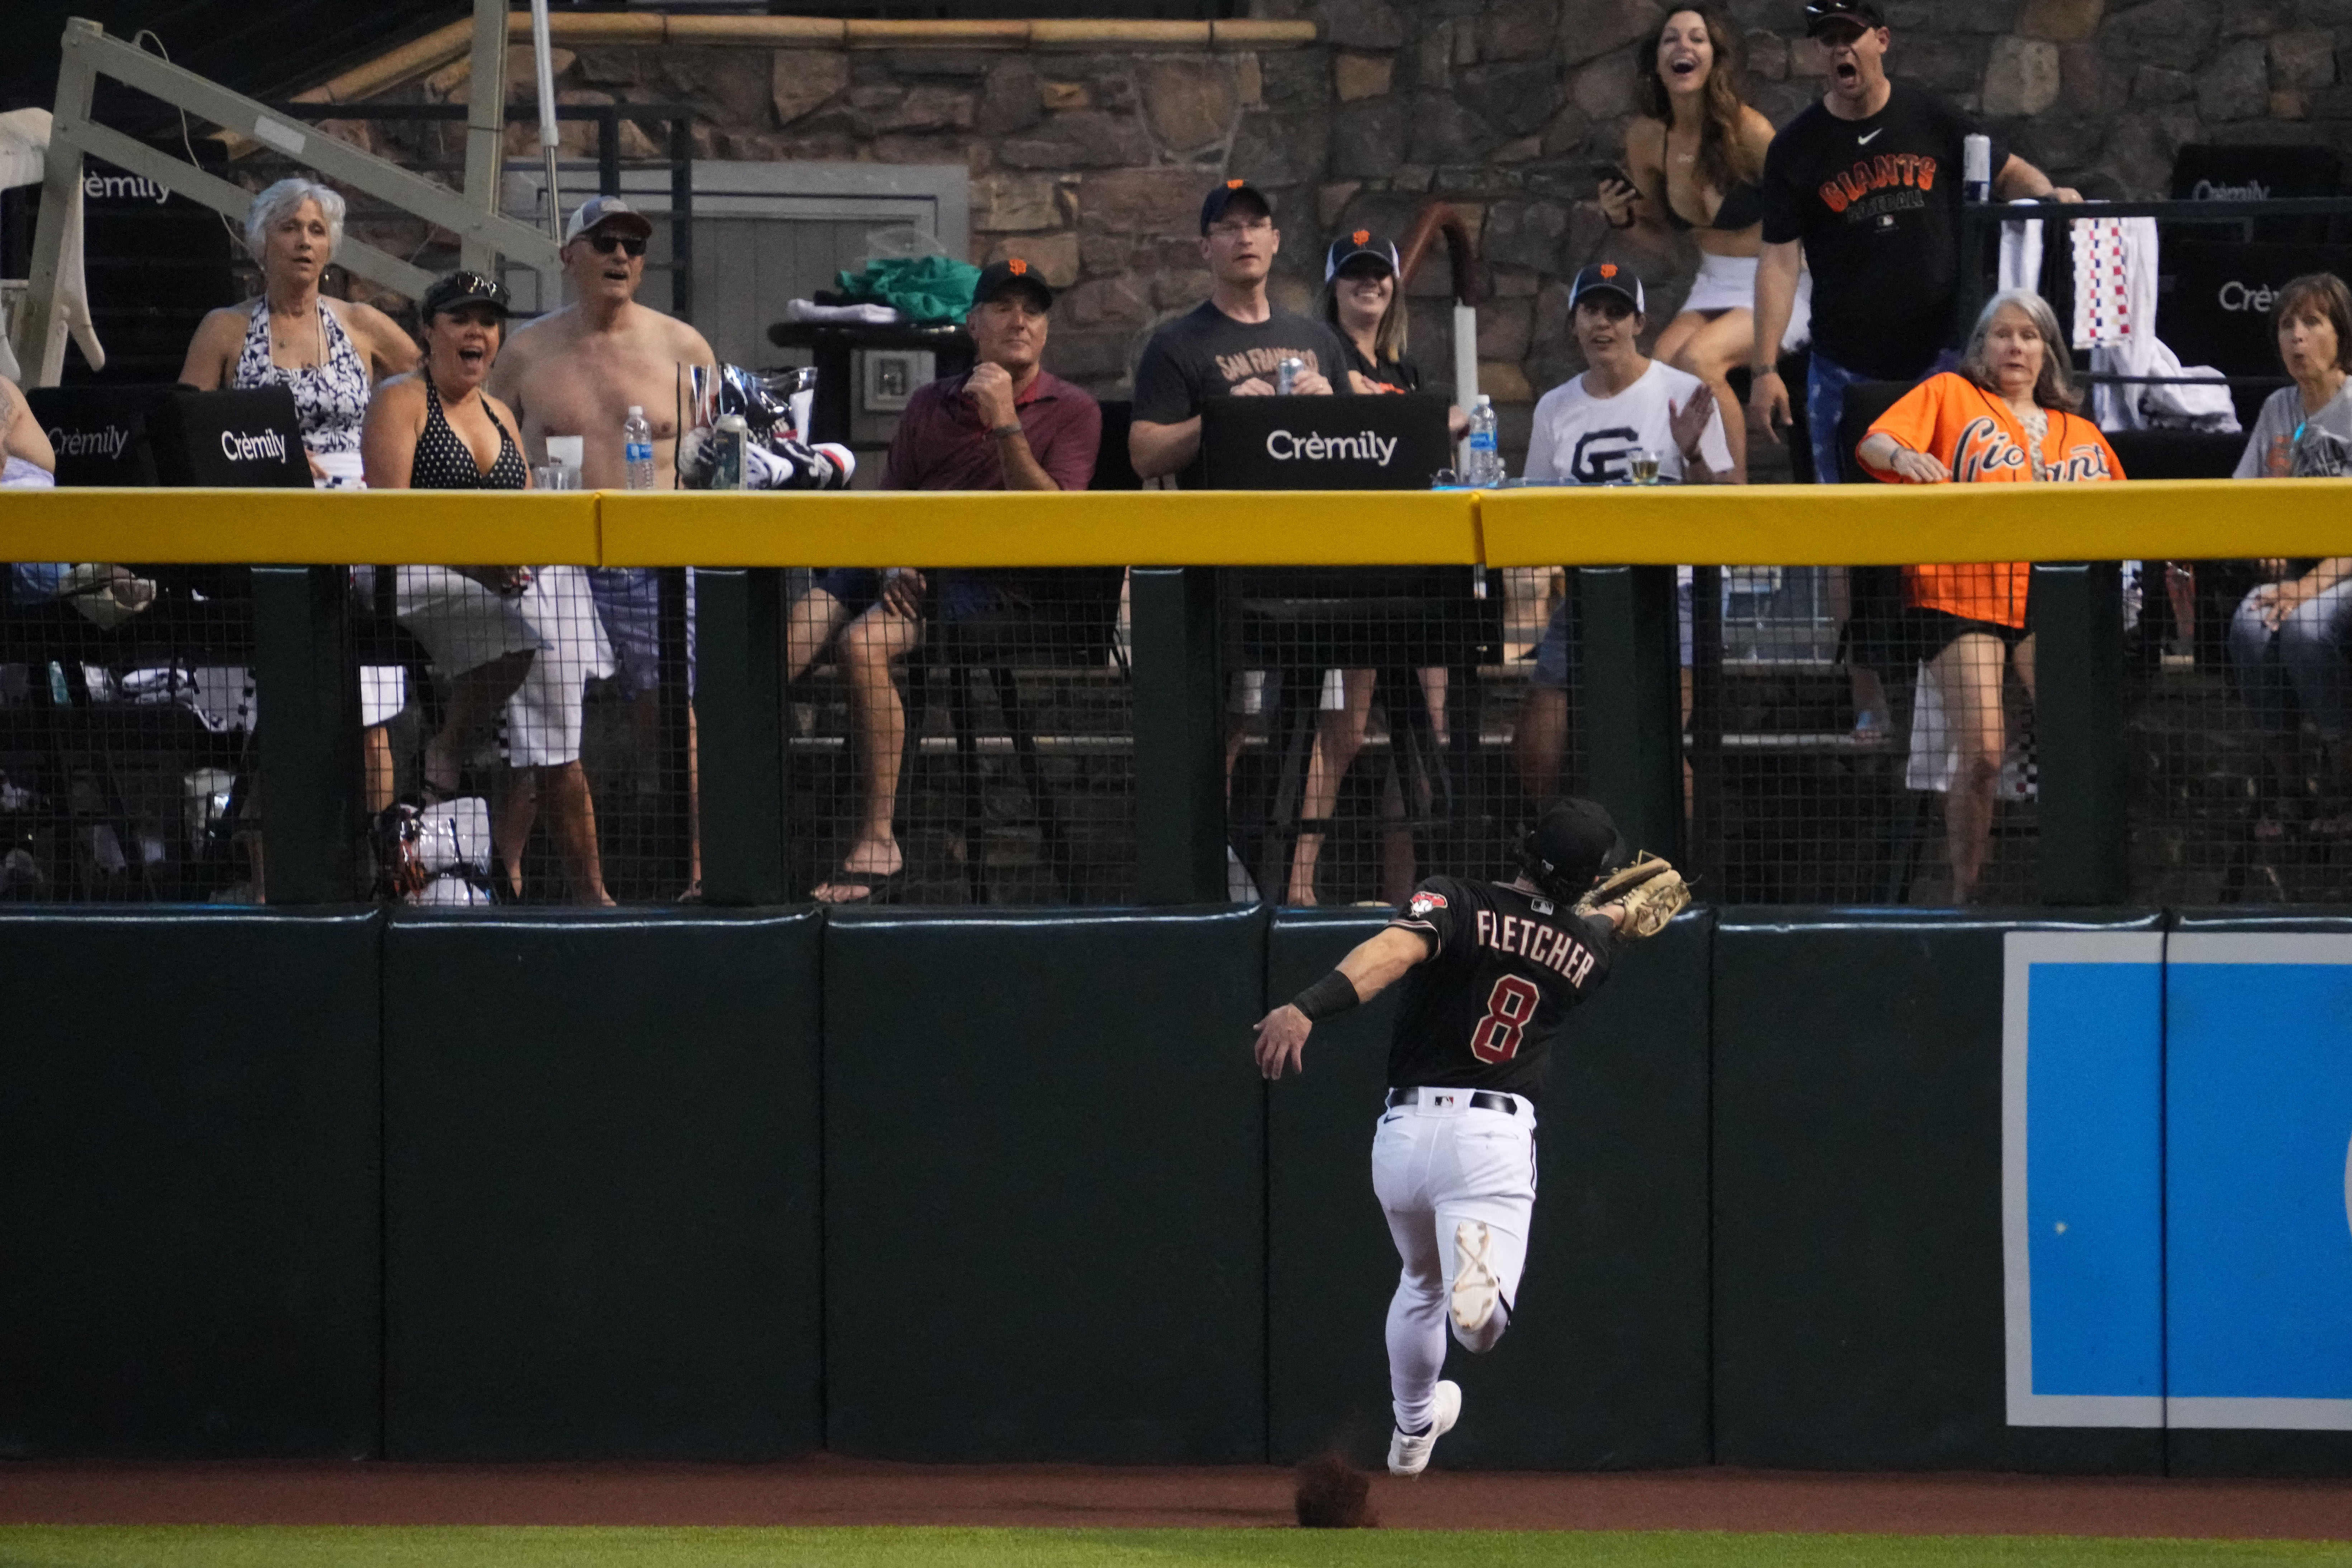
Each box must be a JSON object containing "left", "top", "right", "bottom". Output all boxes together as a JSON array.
[{"left": 785, "top": 256, "right": 1103, "bottom": 903}]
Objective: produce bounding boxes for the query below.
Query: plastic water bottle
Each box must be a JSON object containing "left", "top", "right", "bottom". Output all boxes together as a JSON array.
[
  {"left": 622, "top": 404, "right": 656, "bottom": 490},
  {"left": 1464, "top": 395, "right": 1503, "bottom": 487}
]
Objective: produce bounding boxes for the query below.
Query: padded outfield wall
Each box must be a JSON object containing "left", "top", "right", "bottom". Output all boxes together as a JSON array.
[{"left": 4, "top": 903, "right": 2348, "bottom": 1475}]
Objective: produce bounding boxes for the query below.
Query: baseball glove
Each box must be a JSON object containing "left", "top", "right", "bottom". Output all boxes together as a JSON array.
[{"left": 1574, "top": 852, "right": 1689, "bottom": 939}]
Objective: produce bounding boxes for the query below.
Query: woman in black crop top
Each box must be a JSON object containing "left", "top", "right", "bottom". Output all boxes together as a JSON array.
[
  {"left": 1597, "top": 7, "right": 1793, "bottom": 482},
  {"left": 360, "top": 273, "right": 542, "bottom": 820}
]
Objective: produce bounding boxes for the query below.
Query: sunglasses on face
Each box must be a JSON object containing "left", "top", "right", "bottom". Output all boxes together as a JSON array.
[
  {"left": 423, "top": 271, "right": 509, "bottom": 319},
  {"left": 586, "top": 231, "right": 648, "bottom": 258}
]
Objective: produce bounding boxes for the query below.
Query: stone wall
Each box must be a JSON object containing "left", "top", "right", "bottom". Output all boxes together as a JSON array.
[{"left": 370, "top": 1, "right": 2347, "bottom": 453}]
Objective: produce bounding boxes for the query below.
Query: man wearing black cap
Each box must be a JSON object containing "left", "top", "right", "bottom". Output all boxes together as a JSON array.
[
  {"left": 1128, "top": 179, "right": 1348, "bottom": 483},
  {"left": 1747, "top": 0, "right": 2077, "bottom": 482},
  {"left": 781, "top": 255, "right": 1101, "bottom": 903},
  {"left": 1252, "top": 796, "right": 1661, "bottom": 1477}
]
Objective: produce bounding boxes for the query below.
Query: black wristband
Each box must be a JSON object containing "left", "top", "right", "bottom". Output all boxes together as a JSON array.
[{"left": 1292, "top": 969, "right": 1361, "bottom": 1023}]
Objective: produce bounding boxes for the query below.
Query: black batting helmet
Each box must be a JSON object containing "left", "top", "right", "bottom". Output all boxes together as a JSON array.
[{"left": 1521, "top": 797, "right": 1629, "bottom": 901}]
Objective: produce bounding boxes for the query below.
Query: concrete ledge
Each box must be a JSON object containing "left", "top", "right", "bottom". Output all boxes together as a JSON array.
[{"left": 290, "top": 13, "right": 1317, "bottom": 108}]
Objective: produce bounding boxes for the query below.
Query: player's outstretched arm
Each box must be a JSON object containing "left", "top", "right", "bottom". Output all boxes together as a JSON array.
[{"left": 1251, "top": 926, "right": 1433, "bottom": 1080}]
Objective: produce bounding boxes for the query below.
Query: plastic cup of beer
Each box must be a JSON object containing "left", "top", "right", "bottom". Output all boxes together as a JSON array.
[{"left": 1630, "top": 448, "right": 1664, "bottom": 484}]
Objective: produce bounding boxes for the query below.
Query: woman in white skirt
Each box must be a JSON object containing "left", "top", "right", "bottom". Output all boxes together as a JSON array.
[{"left": 1597, "top": 7, "right": 1808, "bottom": 483}]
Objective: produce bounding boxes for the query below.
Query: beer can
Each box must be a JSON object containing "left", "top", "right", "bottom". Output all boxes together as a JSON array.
[
  {"left": 1275, "top": 355, "right": 1304, "bottom": 394},
  {"left": 1963, "top": 133, "right": 1991, "bottom": 203},
  {"left": 713, "top": 413, "right": 748, "bottom": 491}
]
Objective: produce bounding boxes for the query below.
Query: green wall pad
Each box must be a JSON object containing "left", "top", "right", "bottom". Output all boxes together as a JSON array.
[
  {"left": 0, "top": 909, "right": 383, "bottom": 1457},
  {"left": 1712, "top": 910, "right": 2164, "bottom": 1472},
  {"left": 823, "top": 904, "right": 1266, "bottom": 1461},
  {"left": 1266, "top": 908, "right": 1712, "bottom": 1470},
  {"left": 382, "top": 908, "right": 823, "bottom": 1459}
]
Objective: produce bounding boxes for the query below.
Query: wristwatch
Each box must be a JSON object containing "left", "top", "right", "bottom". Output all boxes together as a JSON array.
[{"left": 990, "top": 421, "right": 1025, "bottom": 439}]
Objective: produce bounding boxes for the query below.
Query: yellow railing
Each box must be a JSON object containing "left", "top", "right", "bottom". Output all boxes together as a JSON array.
[{"left": 0, "top": 480, "right": 2344, "bottom": 568}]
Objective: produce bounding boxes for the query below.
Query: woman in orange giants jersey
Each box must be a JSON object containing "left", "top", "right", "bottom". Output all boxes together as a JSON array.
[{"left": 1856, "top": 289, "right": 2124, "bottom": 900}]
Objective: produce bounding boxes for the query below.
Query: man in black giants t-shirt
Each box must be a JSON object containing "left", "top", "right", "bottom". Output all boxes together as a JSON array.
[
  {"left": 1128, "top": 180, "right": 1347, "bottom": 486},
  {"left": 1745, "top": 0, "right": 2077, "bottom": 487},
  {"left": 1252, "top": 799, "right": 1650, "bottom": 1477}
]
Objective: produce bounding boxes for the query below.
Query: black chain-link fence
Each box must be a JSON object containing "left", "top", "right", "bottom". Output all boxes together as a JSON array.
[
  {"left": 2, "top": 563, "right": 259, "bottom": 901},
  {"left": 2130, "top": 556, "right": 2352, "bottom": 906},
  {"left": 12, "top": 543, "right": 2348, "bottom": 910},
  {"left": 784, "top": 563, "right": 1134, "bottom": 906}
]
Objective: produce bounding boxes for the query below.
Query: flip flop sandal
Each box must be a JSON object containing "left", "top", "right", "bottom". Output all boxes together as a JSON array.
[{"left": 815, "top": 865, "right": 906, "bottom": 905}]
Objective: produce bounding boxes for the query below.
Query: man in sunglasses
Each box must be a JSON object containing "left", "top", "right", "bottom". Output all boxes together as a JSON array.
[
  {"left": 493, "top": 196, "right": 716, "bottom": 488},
  {"left": 493, "top": 195, "right": 720, "bottom": 896},
  {"left": 1747, "top": 0, "right": 2078, "bottom": 483}
]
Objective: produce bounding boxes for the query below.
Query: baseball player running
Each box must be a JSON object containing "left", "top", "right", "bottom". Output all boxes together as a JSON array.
[{"left": 1252, "top": 797, "right": 1688, "bottom": 1475}]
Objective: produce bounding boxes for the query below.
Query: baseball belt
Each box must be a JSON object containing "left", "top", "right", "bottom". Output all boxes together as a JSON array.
[{"left": 1386, "top": 1086, "right": 1524, "bottom": 1115}]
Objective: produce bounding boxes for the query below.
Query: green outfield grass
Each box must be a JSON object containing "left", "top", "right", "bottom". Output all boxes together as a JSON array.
[{"left": 0, "top": 1529, "right": 2346, "bottom": 1568}]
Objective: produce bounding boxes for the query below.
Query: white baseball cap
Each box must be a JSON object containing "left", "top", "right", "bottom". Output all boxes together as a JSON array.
[{"left": 562, "top": 195, "right": 654, "bottom": 247}]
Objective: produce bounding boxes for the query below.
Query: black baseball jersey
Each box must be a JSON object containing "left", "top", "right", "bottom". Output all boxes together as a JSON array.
[{"left": 1384, "top": 874, "right": 1616, "bottom": 1103}]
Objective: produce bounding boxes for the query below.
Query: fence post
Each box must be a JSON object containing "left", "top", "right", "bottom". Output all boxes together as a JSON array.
[
  {"left": 2034, "top": 560, "right": 2128, "bottom": 905},
  {"left": 1131, "top": 566, "right": 1225, "bottom": 904},
  {"left": 254, "top": 565, "right": 356, "bottom": 904},
  {"left": 696, "top": 567, "right": 789, "bottom": 905},
  {"left": 1575, "top": 565, "right": 1683, "bottom": 860}
]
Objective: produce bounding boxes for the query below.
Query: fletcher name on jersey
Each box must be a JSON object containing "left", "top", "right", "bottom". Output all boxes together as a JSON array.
[{"left": 1384, "top": 875, "right": 1614, "bottom": 1100}]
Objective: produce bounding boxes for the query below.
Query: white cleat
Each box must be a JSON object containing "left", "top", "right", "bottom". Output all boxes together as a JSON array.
[
  {"left": 1451, "top": 1220, "right": 1500, "bottom": 1334},
  {"left": 1387, "top": 1379, "right": 1462, "bottom": 1476}
]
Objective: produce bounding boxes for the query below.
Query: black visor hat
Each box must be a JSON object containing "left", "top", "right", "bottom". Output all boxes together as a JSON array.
[{"left": 421, "top": 270, "right": 510, "bottom": 322}]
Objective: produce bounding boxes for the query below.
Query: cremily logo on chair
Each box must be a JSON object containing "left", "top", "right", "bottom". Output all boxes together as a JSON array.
[
  {"left": 48, "top": 424, "right": 132, "bottom": 460},
  {"left": 218, "top": 429, "right": 290, "bottom": 462},
  {"left": 1265, "top": 429, "right": 1399, "bottom": 465}
]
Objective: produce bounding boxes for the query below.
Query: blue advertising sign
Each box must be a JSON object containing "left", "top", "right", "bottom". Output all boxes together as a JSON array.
[{"left": 2004, "top": 931, "right": 2352, "bottom": 1431}]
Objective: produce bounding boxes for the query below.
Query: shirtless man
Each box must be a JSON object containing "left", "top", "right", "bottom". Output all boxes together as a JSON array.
[{"left": 491, "top": 197, "right": 719, "bottom": 897}]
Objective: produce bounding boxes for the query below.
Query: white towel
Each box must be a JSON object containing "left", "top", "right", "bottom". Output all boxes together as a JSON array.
[
  {"left": 2071, "top": 215, "right": 2154, "bottom": 349},
  {"left": 2092, "top": 335, "right": 2242, "bottom": 434},
  {"left": 781, "top": 298, "right": 906, "bottom": 327},
  {"left": 1905, "top": 660, "right": 1957, "bottom": 794},
  {"left": 2068, "top": 214, "right": 2239, "bottom": 433},
  {"left": 1997, "top": 200, "right": 2047, "bottom": 294}
]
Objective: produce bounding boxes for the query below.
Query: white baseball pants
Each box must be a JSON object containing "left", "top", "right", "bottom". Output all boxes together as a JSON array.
[{"left": 1371, "top": 1090, "right": 1536, "bottom": 1434}]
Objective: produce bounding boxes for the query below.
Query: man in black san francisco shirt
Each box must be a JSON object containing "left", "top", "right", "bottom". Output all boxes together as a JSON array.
[
  {"left": 1252, "top": 797, "right": 1640, "bottom": 1476},
  {"left": 1746, "top": 0, "right": 2078, "bottom": 485}
]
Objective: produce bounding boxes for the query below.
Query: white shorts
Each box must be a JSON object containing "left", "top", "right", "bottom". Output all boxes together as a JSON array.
[
  {"left": 1679, "top": 251, "right": 1813, "bottom": 352},
  {"left": 395, "top": 565, "right": 544, "bottom": 679},
  {"left": 360, "top": 666, "right": 407, "bottom": 728},
  {"left": 500, "top": 565, "right": 613, "bottom": 769},
  {"left": 1372, "top": 1090, "right": 1538, "bottom": 1310}
]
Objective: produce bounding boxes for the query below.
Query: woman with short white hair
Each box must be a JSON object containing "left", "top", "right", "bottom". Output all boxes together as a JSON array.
[
  {"left": 179, "top": 178, "right": 424, "bottom": 816},
  {"left": 178, "top": 177, "right": 416, "bottom": 486}
]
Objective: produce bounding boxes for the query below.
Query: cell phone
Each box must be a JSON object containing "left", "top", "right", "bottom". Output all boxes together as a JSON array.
[{"left": 1594, "top": 164, "right": 1634, "bottom": 191}]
